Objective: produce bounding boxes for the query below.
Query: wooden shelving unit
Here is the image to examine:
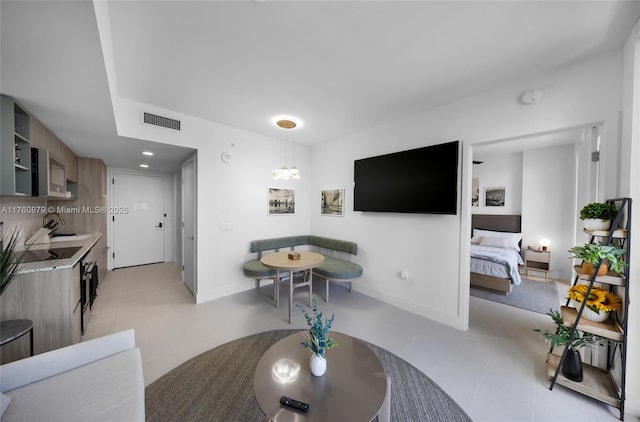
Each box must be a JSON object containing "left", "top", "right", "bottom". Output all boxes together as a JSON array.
[
  {"left": 549, "top": 198, "right": 632, "bottom": 421},
  {"left": 560, "top": 306, "right": 623, "bottom": 342},
  {"left": 572, "top": 265, "right": 626, "bottom": 286},
  {"left": 547, "top": 353, "right": 621, "bottom": 408},
  {"left": 1, "top": 95, "right": 32, "bottom": 196}
]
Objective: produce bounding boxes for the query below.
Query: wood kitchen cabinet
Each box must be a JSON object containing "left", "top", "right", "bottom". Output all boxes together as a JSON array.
[
  {"left": 57, "top": 158, "right": 108, "bottom": 280},
  {"left": 0, "top": 264, "right": 81, "bottom": 364},
  {"left": 1, "top": 94, "right": 78, "bottom": 198},
  {"left": 30, "top": 115, "right": 78, "bottom": 184},
  {"left": 0, "top": 95, "right": 32, "bottom": 196}
]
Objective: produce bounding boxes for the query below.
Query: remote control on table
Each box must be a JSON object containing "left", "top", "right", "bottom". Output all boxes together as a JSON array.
[{"left": 280, "top": 395, "right": 310, "bottom": 412}]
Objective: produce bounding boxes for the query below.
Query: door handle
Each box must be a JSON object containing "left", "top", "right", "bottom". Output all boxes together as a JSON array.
[
  {"left": 188, "top": 236, "right": 194, "bottom": 240},
  {"left": 155, "top": 222, "right": 163, "bottom": 228}
]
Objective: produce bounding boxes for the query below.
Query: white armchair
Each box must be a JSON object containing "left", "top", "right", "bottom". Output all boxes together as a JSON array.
[{"left": 0, "top": 329, "right": 144, "bottom": 422}]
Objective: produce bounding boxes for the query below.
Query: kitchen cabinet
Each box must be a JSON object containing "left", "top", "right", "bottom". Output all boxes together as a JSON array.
[
  {"left": 0, "top": 95, "right": 32, "bottom": 196},
  {"left": 1, "top": 94, "right": 79, "bottom": 198},
  {"left": 0, "top": 264, "right": 81, "bottom": 363},
  {"left": 30, "top": 115, "right": 79, "bottom": 188},
  {"left": 49, "top": 158, "right": 108, "bottom": 280},
  {"left": 0, "top": 234, "right": 102, "bottom": 364}
]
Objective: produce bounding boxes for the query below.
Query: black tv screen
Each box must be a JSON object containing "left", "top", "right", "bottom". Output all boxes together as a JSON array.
[{"left": 353, "top": 140, "right": 459, "bottom": 214}]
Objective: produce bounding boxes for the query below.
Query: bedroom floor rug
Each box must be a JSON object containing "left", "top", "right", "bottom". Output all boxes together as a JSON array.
[
  {"left": 145, "top": 329, "right": 472, "bottom": 422},
  {"left": 471, "top": 277, "right": 560, "bottom": 314}
]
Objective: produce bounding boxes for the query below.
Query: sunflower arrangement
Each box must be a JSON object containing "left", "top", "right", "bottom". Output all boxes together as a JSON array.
[{"left": 568, "top": 284, "right": 621, "bottom": 313}]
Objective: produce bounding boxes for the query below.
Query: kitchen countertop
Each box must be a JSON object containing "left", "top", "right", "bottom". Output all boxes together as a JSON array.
[{"left": 16, "top": 233, "right": 103, "bottom": 274}]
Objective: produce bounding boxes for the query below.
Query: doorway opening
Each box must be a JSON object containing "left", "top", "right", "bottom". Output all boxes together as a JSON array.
[{"left": 460, "top": 122, "right": 605, "bottom": 328}]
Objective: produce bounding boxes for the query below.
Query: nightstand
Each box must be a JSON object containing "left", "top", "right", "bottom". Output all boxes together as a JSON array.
[{"left": 524, "top": 248, "right": 551, "bottom": 280}]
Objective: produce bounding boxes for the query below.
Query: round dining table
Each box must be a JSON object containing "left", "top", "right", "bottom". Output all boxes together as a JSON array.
[{"left": 261, "top": 251, "right": 325, "bottom": 323}]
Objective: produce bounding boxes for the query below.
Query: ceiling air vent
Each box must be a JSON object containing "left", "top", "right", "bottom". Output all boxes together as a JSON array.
[{"left": 143, "top": 112, "right": 181, "bottom": 131}]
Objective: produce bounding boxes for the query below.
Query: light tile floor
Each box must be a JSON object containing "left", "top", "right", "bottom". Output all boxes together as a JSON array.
[{"left": 84, "top": 263, "right": 638, "bottom": 422}]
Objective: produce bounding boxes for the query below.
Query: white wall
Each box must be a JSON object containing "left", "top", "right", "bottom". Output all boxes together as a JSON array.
[
  {"left": 470, "top": 144, "right": 578, "bottom": 281},
  {"left": 471, "top": 153, "right": 523, "bottom": 215},
  {"left": 522, "top": 145, "right": 575, "bottom": 281},
  {"left": 310, "top": 50, "right": 623, "bottom": 330},
  {"left": 620, "top": 20, "right": 640, "bottom": 418},
  {"left": 109, "top": 99, "right": 312, "bottom": 302},
  {"left": 101, "top": 49, "right": 624, "bottom": 327}
]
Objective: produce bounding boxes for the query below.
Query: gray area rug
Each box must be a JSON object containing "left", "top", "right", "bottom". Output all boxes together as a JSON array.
[
  {"left": 145, "top": 329, "right": 472, "bottom": 422},
  {"left": 471, "top": 277, "right": 560, "bottom": 314}
]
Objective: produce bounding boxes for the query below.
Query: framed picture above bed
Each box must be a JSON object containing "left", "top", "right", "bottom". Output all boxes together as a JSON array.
[{"left": 485, "top": 187, "right": 505, "bottom": 207}]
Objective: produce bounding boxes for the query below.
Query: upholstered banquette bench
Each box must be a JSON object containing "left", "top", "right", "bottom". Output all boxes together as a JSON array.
[{"left": 242, "top": 235, "right": 363, "bottom": 302}]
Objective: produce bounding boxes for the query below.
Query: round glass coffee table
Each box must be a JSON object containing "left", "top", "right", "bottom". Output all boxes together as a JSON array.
[{"left": 254, "top": 331, "right": 387, "bottom": 421}]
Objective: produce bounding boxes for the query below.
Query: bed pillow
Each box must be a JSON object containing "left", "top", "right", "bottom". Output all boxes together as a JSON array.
[
  {"left": 472, "top": 229, "right": 522, "bottom": 251},
  {"left": 476, "top": 236, "right": 511, "bottom": 249}
]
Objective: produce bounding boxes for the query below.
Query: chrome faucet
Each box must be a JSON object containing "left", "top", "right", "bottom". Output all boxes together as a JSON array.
[{"left": 43, "top": 212, "right": 65, "bottom": 233}]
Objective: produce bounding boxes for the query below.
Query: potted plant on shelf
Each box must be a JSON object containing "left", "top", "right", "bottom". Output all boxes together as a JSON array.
[
  {"left": 296, "top": 297, "right": 337, "bottom": 377},
  {"left": 567, "top": 284, "right": 621, "bottom": 322},
  {"left": 534, "top": 309, "right": 604, "bottom": 382},
  {"left": 568, "top": 243, "right": 627, "bottom": 276},
  {"left": 1, "top": 225, "right": 26, "bottom": 295},
  {"left": 579, "top": 202, "right": 618, "bottom": 231}
]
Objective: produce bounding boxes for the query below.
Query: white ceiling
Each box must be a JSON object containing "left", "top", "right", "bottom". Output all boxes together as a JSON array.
[{"left": 2, "top": 1, "right": 639, "bottom": 172}]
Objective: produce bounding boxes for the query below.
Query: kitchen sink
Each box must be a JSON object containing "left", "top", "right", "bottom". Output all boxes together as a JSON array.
[
  {"left": 49, "top": 234, "right": 93, "bottom": 242},
  {"left": 20, "top": 246, "right": 83, "bottom": 263}
]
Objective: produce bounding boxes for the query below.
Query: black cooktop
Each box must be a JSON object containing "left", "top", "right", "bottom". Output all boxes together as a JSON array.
[{"left": 20, "top": 246, "right": 83, "bottom": 263}]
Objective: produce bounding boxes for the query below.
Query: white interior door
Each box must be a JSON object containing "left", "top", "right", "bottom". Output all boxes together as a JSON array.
[
  {"left": 182, "top": 157, "right": 196, "bottom": 295},
  {"left": 112, "top": 173, "right": 165, "bottom": 268}
]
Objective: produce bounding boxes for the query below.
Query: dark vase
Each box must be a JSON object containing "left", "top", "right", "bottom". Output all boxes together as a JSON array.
[{"left": 562, "top": 349, "right": 583, "bottom": 382}]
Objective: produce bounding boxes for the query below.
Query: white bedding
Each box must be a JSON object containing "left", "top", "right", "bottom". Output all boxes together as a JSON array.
[{"left": 470, "top": 244, "right": 524, "bottom": 286}]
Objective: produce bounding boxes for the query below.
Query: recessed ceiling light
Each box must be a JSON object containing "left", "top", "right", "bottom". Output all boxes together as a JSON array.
[
  {"left": 139, "top": 164, "right": 149, "bottom": 168},
  {"left": 142, "top": 151, "right": 154, "bottom": 156},
  {"left": 271, "top": 115, "right": 303, "bottom": 129}
]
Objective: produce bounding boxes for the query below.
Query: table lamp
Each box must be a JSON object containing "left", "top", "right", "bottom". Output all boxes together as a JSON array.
[{"left": 539, "top": 238, "right": 551, "bottom": 251}]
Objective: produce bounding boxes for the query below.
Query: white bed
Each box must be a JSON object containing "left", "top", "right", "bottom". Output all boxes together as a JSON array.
[{"left": 470, "top": 215, "right": 523, "bottom": 294}]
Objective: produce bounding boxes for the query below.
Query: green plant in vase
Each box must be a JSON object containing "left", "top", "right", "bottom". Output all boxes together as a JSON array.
[
  {"left": 534, "top": 309, "right": 604, "bottom": 382},
  {"left": 296, "top": 297, "right": 337, "bottom": 376},
  {"left": 569, "top": 243, "right": 627, "bottom": 276},
  {"left": 579, "top": 202, "right": 618, "bottom": 231}
]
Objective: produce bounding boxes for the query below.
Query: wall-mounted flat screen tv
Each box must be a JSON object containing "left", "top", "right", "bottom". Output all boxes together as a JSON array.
[{"left": 353, "top": 140, "right": 459, "bottom": 214}]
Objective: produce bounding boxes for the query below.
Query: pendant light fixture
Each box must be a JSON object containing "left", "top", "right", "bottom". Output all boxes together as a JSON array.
[{"left": 272, "top": 117, "right": 301, "bottom": 180}]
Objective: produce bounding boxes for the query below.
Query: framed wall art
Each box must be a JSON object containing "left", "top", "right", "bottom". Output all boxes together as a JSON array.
[
  {"left": 471, "top": 178, "right": 480, "bottom": 207},
  {"left": 321, "top": 188, "right": 344, "bottom": 216},
  {"left": 485, "top": 187, "right": 505, "bottom": 207},
  {"left": 268, "top": 188, "right": 295, "bottom": 214}
]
